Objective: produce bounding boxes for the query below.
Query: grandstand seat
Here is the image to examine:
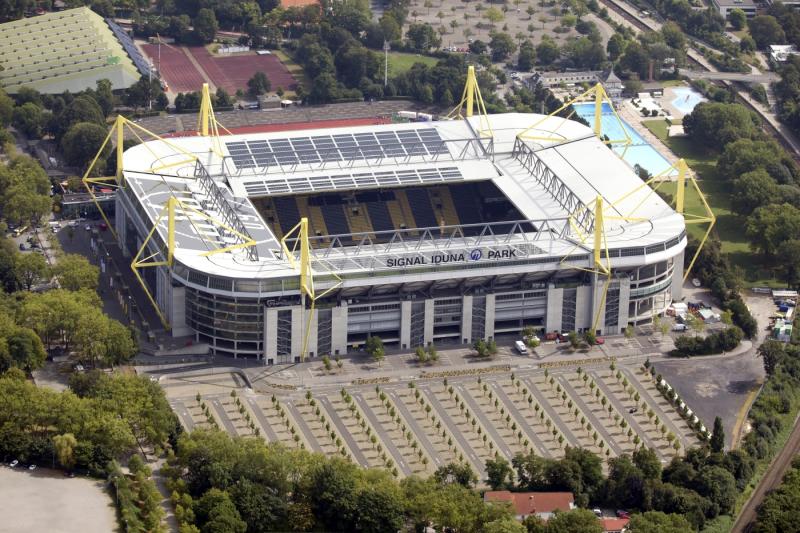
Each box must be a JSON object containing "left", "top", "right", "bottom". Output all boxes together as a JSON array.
[
  {"left": 273, "top": 197, "right": 302, "bottom": 236},
  {"left": 403, "top": 188, "right": 438, "bottom": 229},
  {"left": 319, "top": 204, "right": 350, "bottom": 236},
  {"left": 449, "top": 184, "right": 483, "bottom": 225},
  {"left": 366, "top": 202, "right": 394, "bottom": 233}
]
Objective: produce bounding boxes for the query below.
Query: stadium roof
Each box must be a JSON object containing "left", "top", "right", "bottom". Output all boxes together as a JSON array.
[
  {"left": 0, "top": 7, "right": 142, "bottom": 94},
  {"left": 121, "top": 113, "right": 686, "bottom": 280}
]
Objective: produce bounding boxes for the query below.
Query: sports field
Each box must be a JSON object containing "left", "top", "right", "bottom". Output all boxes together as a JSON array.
[{"left": 141, "top": 44, "right": 296, "bottom": 94}]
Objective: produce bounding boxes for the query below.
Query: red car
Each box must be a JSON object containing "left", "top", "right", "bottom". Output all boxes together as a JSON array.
[{"left": 595, "top": 337, "right": 605, "bottom": 345}]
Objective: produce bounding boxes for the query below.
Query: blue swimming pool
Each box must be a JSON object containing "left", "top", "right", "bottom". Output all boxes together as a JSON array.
[
  {"left": 572, "top": 102, "right": 671, "bottom": 176},
  {"left": 670, "top": 86, "right": 706, "bottom": 115}
]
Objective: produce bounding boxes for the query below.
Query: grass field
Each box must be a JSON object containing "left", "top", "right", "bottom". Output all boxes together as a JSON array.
[
  {"left": 642, "top": 119, "right": 781, "bottom": 286},
  {"left": 274, "top": 49, "right": 309, "bottom": 94},
  {"left": 385, "top": 52, "right": 438, "bottom": 77}
]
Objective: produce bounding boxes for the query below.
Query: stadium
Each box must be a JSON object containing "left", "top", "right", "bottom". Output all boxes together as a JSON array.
[{"left": 110, "top": 82, "right": 688, "bottom": 363}]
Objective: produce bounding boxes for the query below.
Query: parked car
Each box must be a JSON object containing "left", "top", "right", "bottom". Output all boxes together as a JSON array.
[
  {"left": 616, "top": 510, "right": 630, "bottom": 519},
  {"left": 592, "top": 508, "right": 603, "bottom": 517},
  {"left": 514, "top": 340, "right": 528, "bottom": 355},
  {"left": 672, "top": 323, "right": 688, "bottom": 332},
  {"left": 84, "top": 224, "right": 91, "bottom": 232},
  {"left": 9, "top": 459, "right": 18, "bottom": 468},
  {"left": 595, "top": 336, "right": 605, "bottom": 345},
  {"left": 28, "top": 464, "right": 36, "bottom": 471}
]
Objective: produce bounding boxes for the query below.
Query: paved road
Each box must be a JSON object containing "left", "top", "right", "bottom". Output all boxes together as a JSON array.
[
  {"left": 678, "top": 69, "right": 779, "bottom": 83},
  {"left": 731, "top": 414, "right": 800, "bottom": 532},
  {"left": 420, "top": 384, "right": 485, "bottom": 475},
  {"left": 491, "top": 382, "right": 552, "bottom": 457},
  {"left": 318, "top": 396, "right": 370, "bottom": 467},
  {"left": 245, "top": 397, "right": 279, "bottom": 442},
  {"left": 557, "top": 375, "right": 625, "bottom": 457},
  {"left": 590, "top": 374, "right": 660, "bottom": 453},
  {"left": 284, "top": 400, "right": 324, "bottom": 453},
  {"left": 210, "top": 397, "right": 238, "bottom": 435},
  {"left": 170, "top": 400, "right": 195, "bottom": 431},
  {"left": 387, "top": 388, "right": 447, "bottom": 470},
  {"left": 456, "top": 383, "right": 513, "bottom": 461},
  {"left": 353, "top": 392, "right": 413, "bottom": 477},
  {"left": 522, "top": 377, "right": 582, "bottom": 449}
]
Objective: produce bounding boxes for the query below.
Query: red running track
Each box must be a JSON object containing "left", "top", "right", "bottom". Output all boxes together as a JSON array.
[{"left": 141, "top": 44, "right": 206, "bottom": 93}]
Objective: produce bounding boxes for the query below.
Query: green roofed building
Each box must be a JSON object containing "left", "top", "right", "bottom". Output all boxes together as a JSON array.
[{"left": 0, "top": 7, "right": 142, "bottom": 94}]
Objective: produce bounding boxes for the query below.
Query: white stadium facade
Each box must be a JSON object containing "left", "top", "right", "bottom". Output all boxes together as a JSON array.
[{"left": 116, "top": 111, "right": 686, "bottom": 363}]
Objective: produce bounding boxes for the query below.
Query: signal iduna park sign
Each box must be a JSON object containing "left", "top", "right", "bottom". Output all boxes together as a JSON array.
[{"left": 385, "top": 248, "right": 519, "bottom": 268}]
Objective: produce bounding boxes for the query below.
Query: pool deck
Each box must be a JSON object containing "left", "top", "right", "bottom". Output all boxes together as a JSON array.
[{"left": 617, "top": 98, "right": 679, "bottom": 175}]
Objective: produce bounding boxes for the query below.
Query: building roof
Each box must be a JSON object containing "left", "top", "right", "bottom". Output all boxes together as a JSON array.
[
  {"left": 712, "top": 0, "right": 756, "bottom": 7},
  {"left": 0, "top": 7, "right": 141, "bottom": 94},
  {"left": 600, "top": 517, "right": 630, "bottom": 532},
  {"left": 120, "top": 112, "right": 686, "bottom": 281},
  {"left": 483, "top": 491, "right": 575, "bottom": 516}
]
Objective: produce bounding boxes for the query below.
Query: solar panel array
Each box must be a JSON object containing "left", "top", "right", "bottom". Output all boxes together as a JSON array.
[
  {"left": 242, "top": 167, "right": 463, "bottom": 196},
  {"left": 226, "top": 128, "right": 448, "bottom": 170},
  {"left": 105, "top": 18, "right": 152, "bottom": 78}
]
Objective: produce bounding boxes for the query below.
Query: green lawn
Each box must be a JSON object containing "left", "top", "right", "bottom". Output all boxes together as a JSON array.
[
  {"left": 642, "top": 119, "right": 782, "bottom": 286},
  {"left": 385, "top": 52, "right": 438, "bottom": 77},
  {"left": 274, "top": 49, "right": 310, "bottom": 94}
]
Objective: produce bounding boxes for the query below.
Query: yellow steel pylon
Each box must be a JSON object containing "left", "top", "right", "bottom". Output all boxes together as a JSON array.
[
  {"left": 517, "top": 83, "right": 632, "bottom": 150},
  {"left": 447, "top": 66, "right": 493, "bottom": 139},
  {"left": 280, "top": 218, "right": 342, "bottom": 360},
  {"left": 197, "top": 82, "right": 232, "bottom": 156},
  {"left": 130, "top": 196, "right": 258, "bottom": 329},
  {"left": 611, "top": 158, "right": 715, "bottom": 282}
]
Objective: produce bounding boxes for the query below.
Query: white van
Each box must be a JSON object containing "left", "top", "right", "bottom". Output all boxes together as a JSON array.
[{"left": 515, "top": 340, "right": 528, "bottom": 355}]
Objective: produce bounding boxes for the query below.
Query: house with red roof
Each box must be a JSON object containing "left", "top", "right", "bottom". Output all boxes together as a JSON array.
[
  {"left": 483, "top": 491, "right": 575, "bottom": 521},
  {"left": 600, "top": 517, "right": 630, "bottom": 532}
]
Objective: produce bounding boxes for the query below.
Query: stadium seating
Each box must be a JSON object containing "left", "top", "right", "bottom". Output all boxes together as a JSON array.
[
  {"left": 273, "top": 197, "right": 302, "bottom": 237},
  {"left": 366, "top": 202, "right": 394, "bottom": 233},
  {"left": 319, "top": 204, "right": 350, "bottom": 236},
  {"left": 449, "top": 184, "right": 483, "bottom": 225},
  {"left": 403, "top": 188, "right": 439, "bottom": 229}
]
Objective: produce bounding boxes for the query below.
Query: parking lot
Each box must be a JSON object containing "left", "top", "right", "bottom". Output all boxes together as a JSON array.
[{"left": 0, "top": 467, "right": 116, "bottom": 533}]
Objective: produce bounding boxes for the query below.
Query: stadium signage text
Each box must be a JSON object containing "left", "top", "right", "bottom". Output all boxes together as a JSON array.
[{"left": 386, "top": 248, "right": 518, "bottom": 268}]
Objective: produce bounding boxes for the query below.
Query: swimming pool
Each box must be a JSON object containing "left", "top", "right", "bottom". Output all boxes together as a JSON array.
[
  {"left": 572, "top": 103, "right": 672, "bottom": 176},
  {"left": 670, "top": 86, "right": 706, "bottom": 115}
]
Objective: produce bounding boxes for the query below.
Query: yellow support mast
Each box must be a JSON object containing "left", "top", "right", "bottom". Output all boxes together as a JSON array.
[
  {"left": 517, "top": 83, "right": 631, "bottom": 149},
  {"left": 130, "top": 196, "right": 259, "bottom": 329},
  {"left": 197, "top": 82, "right": 232, "bottom": 156},
  {"left": 280, "top": 218, "right": 342, "bottom": 361},
  {"left": 447, "top": 66, "right": 493, "bottom": 139}
]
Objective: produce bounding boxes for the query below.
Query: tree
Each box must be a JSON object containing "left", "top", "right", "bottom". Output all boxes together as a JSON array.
[
  {"left": 748, "top": 15, "right": 785, "bottom": 49},
  {"left": 53, "top": 433, "right": 78, "bottom": 471},
  {"left": 434, "top": 462, "right": 478, "bottom": 488},
  {"left": 0, "top": 88, "right": 13, "bottom": 127},
  {"left": 61, "top": 122, "right": 109, "bottom": 172},
  {"left": 731, "top": 169, "right": 779, "bottom": 215},
  {"left": 627, "top": 511, "right": 693, "bottom": 533},
  {"left": 15, "top": 251, "right": 48, "bottom": 290},
  {"left": 486, "top": 456, "right": 513, "bottom": 490},
  {"left": 710, "top": 416, "right": 725, "bottom": 453},
  {"left": 544, "top": 509, "right": 603, "bottom": 533},
  {"left": 728, "top": 8, "right": 747, "bottom": 31},
  {"left": 247, "top": 72, "right": 271, "bottom": 96},
  {"left": 632, "top": 447, "right": 661, "bottom": 480},
  {"left": 194, "top": 488, "right": 247, "bottom": 533},
  {"left": 6, "top": 326, "right": 46, "bottom": 371},
  {"left": 12, "top": 102, "right": 45, "bottom": 138},
  {"left": 405, "top": 23, "right": 441, "bottom": 52},
  {"left": 536, "top": 36, "right": 560, "bottom": 66},
  {"left": 469, "top": 40, "right": 488, "bottom": 55},
  {"left": 695, "top": 465, "right": 738, "bottom": 515},
  {"left": 194, "top": 9, "right": 219, "bottom": 44},
  {"left": 777, "top": 239, "right": 800, "bottom": 287},
  {"left": 746, "top": 203, "right": 800, "bottom": 257},
  {"left": 490, "top": 32, "right": 517, "bottom": 61},
  {"left": 484, "top": 517, "right": 527, "bottom": 533},
  {"left": 518, "top": 40, "right": 536, "bottom": 71},
  {"left": 683, "top": 102, "right": 760, "bottom": 150},
  {"left": 484, "top": 6, "right": 504, "bottom": 28},
  {"left": 607, "top": 33, "right": 625, "bottom": 61},
  {"left": 353, "top": 481, "right": 405, "bottom": 533},
  {"left": 567, "top": 331, "right": 580, "bottom": 350},
  {"left": 52, "top": 253, "right": 99, "bottom": 291}
]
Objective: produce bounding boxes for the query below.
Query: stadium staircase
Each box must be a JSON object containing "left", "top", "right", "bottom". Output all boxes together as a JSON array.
[
  {"left": 430, "top": 187, "right": 461, "bottom": 227},
  {"left": 394, "top": 191, "right": 418, "bottom": 233},
  {"left": 297, "top": 197, "right": 329, "bottom": 238},
  {"left": 345, "top": 204, "right": 374, "bottom": 236}
]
